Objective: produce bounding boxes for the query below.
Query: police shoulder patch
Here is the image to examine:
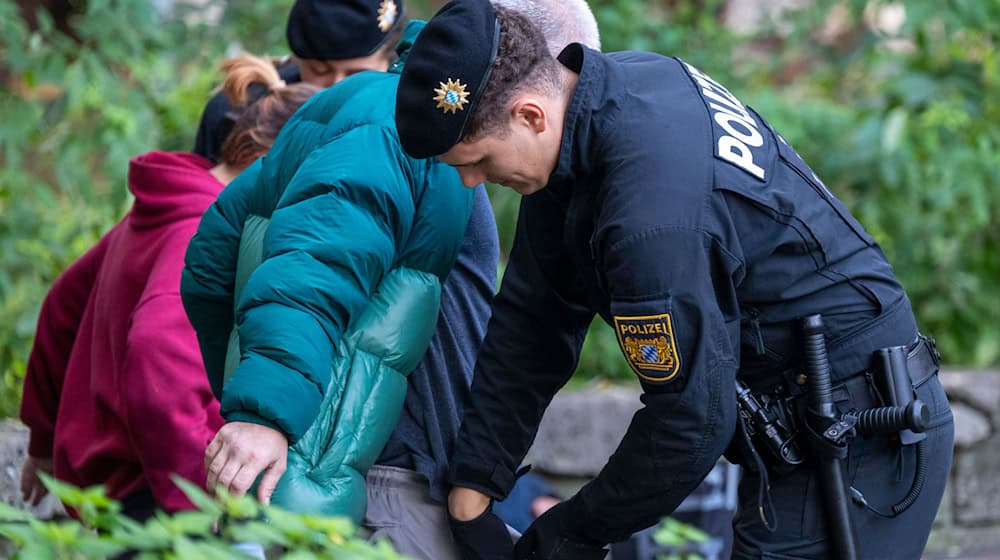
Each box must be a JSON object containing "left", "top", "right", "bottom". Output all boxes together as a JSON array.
[{"left": 614, "top": 313, "right": 681, "bottom": 383}]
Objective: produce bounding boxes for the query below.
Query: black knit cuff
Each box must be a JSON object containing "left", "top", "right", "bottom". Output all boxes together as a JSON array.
[{"left": 448, "top": 457, "right": 521, "bottom": 500}]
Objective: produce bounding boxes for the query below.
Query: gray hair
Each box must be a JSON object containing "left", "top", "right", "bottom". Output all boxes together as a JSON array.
[{"left": 491, "top": 0, "right": 601, "bottom": 54}]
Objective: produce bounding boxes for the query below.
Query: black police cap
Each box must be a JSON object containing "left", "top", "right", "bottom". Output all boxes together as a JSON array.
[
  {"left": 396, "top": 0, "right": 500, "bottom": 159},
  {"left": 286, "top": 0, "right": 405, "bottom": 61}
]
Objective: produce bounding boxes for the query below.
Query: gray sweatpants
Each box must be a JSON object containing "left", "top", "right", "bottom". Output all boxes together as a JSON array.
[{"left": 363, "top": 465, "right": 460, "bottom": 560}]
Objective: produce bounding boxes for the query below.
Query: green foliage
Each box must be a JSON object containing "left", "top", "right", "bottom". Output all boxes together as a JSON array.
[
  {"left": 0, "top": 0, "right": 292, "bottom": 418},
  {"left": 0, "top": 474, "right": 405, "bottom": 559},
  {"left": 592, "top": 0, "right": 735, "bottom": 68},
  {"left": 652, "top": 516, "right": 710, "bottom": 560},
  {"left": 744, "top": 2, "right": 1000, "bottom": 366},
  {"left": 219, "top": 0, "right": 298, "bottom": 55}
]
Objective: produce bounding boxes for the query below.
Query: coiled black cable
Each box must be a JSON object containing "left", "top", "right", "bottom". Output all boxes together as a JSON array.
[{"left": 849, "top": 439, "right": 927, "bottom": 517}]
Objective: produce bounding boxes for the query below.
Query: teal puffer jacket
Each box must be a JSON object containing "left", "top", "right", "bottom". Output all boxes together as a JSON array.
[{"left": 181, "top": 22, "right": 472, "bottom": 519}]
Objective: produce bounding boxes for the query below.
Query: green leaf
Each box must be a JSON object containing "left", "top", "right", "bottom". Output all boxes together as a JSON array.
[
  {"left": 0, "top": 522, "right": 39, "bottom": 544},
  {"left": 37, "top": 472, "right": 85, "bottom": 506},
  {"left": 280, "top": 550, "right": 322, "bottom": 560},
  {"left": 257, "top": 507, "right": 309, "bottom": 537},
  {"left": 36, "top": 519, "right": 83, "bottom": 544},
  {"left": 111, "top": 517, "right": 174, "bottom": 550},
  {"left": 217, "top": 489, "right": 260, "bottom": 520},
  {"left": 73, "top": 534, "right": 129, "bottom": 558},
  {"left": 881, "top": 108, "right": 908, "bottom": 153},
  {"left": 227, "top": 520, "right": 289, "bottom": 547},
  {"left": 13, "top": 540, "right": 58, "bottom": 560},
  {"left": 161, "top": 510, "right": 217, "bottom": 535},
  {"left": 0, "top": 503, "right": 31, "bottom": 522},
  {"left": 172, "top": 535, "right": 237, "bottom": 560},
  {"left": 172, "top": 476, "right": 222, "bottom": 516}
]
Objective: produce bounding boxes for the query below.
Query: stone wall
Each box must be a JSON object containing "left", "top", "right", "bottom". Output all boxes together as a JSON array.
[
  {"left": 928, "top": 370, "right": 1000, "bottom": 558},
  {"left": 0, "top": 420, "right": 63, "bottom": 558},
  {"left": 2, "top": 370, "right": 999, "bottom": 558},
  {"left": 0, "top": 420, "right": 63, "bottom": 519}
]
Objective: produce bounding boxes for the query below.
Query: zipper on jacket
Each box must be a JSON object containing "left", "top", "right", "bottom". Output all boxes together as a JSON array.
[{"left": 748, "top": 308, "right": 766, "bottom": 356}]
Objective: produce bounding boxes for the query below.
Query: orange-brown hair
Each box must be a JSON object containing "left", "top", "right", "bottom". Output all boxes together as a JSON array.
[{"left": 219, "top": 54, "right": 320, "bottom": 169}]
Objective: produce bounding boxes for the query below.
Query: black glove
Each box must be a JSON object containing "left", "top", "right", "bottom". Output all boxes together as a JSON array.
[
  {"left": 449, "top": 507, "right": 515, "bottom": 560},
  {"left": 512, "top": 500, "right": 608, "bottom": 560}
]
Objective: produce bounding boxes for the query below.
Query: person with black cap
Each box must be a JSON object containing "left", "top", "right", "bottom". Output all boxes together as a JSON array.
[
  {"left": 395, "top": 1, "right": 954, "bottom": 559},
  {"left": 184, "top": 2, "right": 602, "bottom": 559},
  {"left": 192, "top": 0, "right": 405, "bottom": 164},
  {"left": 185, "top": 17, "right": 483, "bottom": 560}
]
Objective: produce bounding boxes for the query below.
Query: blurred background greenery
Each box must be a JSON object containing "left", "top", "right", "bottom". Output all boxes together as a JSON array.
[{"left": 0, "top": 0, "right": 997, "bottom": 418}]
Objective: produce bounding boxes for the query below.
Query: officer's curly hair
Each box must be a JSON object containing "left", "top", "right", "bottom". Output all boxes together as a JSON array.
[{"left": 462, "top": 6, "right": 563, "bottom": 141}]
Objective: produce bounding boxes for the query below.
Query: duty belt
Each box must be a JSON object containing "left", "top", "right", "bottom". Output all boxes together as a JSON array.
[
  {"left": 735, "top": 325, "right": 941, "bottom": 541},
  {"left": 747, "top": 334, "right": 941, "bottom": 405}
]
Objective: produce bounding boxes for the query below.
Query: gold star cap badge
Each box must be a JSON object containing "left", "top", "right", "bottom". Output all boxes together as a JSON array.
[
  {"left": 377, "top": 0, "right": 397, "bottom": 32},
  {"left": 433, "top": 78, "right": 470, "bottom": 114}
]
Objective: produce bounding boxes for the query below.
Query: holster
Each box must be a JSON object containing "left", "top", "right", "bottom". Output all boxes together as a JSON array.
[{"left": 727, "top": 335, "right": 940, "bottom": 473}]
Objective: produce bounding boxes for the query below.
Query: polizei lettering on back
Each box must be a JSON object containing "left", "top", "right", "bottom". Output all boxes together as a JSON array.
[{"left": 683, "top": 62, "right": 767, "bottom": 181}]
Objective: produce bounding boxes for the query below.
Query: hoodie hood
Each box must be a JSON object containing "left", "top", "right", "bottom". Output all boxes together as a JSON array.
[{"left": 128, "top": 151, "right": 224, "bottom": 229}]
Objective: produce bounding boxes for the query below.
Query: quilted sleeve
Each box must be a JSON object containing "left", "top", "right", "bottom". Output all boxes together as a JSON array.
[
  {"left": 220, "top": 124, "right": 419, "bottom": 443},
  {"left": 181, "top": 159, "right": 261, "bottom": 398}
]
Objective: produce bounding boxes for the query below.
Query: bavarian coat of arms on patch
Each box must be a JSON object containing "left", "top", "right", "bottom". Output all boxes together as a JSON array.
[{"left": 613, "top": 313, "right": 681, "bottom": 382}]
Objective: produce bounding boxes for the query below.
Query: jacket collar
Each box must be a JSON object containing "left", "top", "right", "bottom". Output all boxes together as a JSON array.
[
  {"left": 389, "top": 20, "right": 426, "bottom": 74},
  {"left": 545, "top": 44, "right": 620, "bottom": 200}
]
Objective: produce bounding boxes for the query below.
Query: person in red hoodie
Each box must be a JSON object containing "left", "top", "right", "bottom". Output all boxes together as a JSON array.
[{"left": 18, "top": 55, "right": 319, "bottom": 520}]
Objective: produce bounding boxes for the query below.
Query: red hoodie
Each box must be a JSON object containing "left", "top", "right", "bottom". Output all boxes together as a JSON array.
[{"left": 20, "top": 151, "right": 225, "bottom": 513}]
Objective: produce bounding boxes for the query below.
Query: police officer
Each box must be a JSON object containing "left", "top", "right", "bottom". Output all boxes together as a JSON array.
[
  {"left": 394, "top": 1, "right": 954, "bottom": 558},
  {"left": 193, "top": 0, "right": 405, "bottom": 163}
]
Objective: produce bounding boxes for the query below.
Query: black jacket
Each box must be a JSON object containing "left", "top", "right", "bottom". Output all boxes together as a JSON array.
[{"left": 448, "top": 44, "right": 917, "bottom": 543}]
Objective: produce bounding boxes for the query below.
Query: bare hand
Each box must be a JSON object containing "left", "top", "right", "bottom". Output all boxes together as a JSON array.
[
  {"left": 449, "top": 486, "right": 491, "bottom": 521},
  {"left": 205, "top": 422, "right": 287, "bottom": 504},
  {"left": 20, "top": 456, "right": 53, "bottom": 506}
]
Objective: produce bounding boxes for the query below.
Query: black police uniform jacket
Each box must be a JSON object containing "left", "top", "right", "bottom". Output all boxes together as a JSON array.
[{"left": 448, "top": 44, "right": 919, "bottom": 542}]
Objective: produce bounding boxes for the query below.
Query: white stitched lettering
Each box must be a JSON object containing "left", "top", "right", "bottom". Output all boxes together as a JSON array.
[
  {"left": 714, "top": 111, "right": 764, "bottom": 147},
  {"left": 719, "top": 136, "right": 765, "bottom": 180},
  {"left": 684, "top": 61, "right": 766, "bottom": 180},
  {"left": 704, "top": 88, "right": 748, "bottom": 119}
]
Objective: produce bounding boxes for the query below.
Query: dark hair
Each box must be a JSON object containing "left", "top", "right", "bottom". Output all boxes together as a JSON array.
[
  {"left": 462, "top": 6, "right": 562, "bottom": 141},
  {"left": 218, "top": 54, "right": 321, "bottom": 169}
]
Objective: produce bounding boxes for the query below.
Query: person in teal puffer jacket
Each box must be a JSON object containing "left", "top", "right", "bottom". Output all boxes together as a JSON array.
[{"left": 181, "top": 17, "right": 471, "bottom": 529}]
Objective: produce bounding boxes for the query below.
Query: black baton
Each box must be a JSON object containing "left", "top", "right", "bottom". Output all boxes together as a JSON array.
[{"left": 802, "top": 315, "right": 859, "bottom": 560}]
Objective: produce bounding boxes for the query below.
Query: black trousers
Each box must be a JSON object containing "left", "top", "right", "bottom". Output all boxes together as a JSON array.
[{"left": 732, "top": 374, "right": 953, "bottom": 559}]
